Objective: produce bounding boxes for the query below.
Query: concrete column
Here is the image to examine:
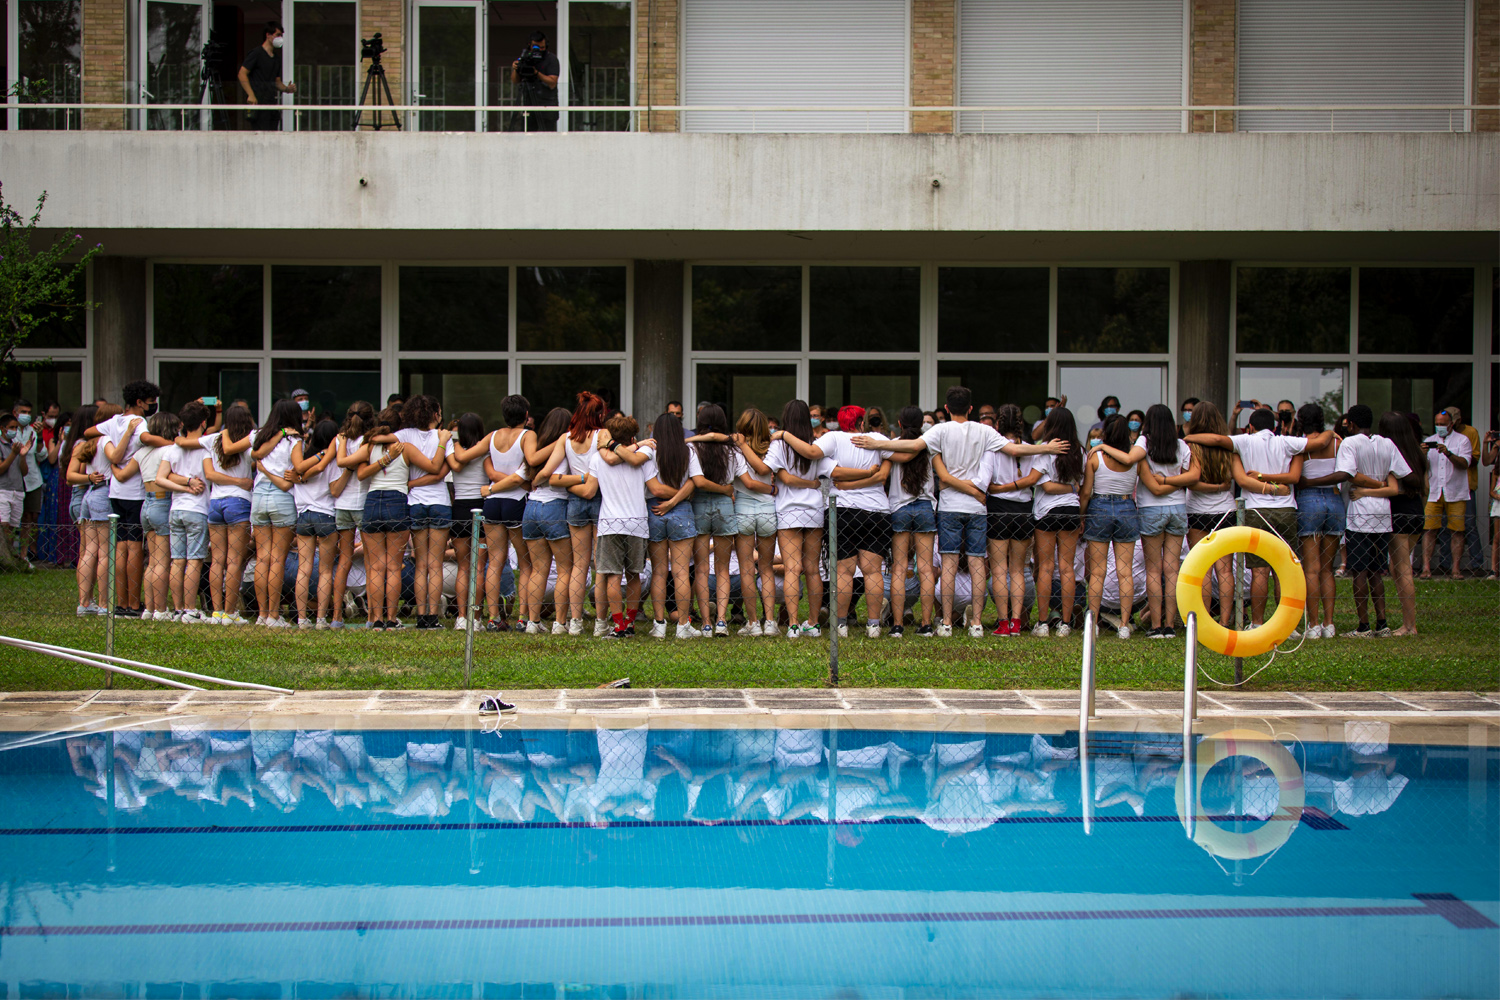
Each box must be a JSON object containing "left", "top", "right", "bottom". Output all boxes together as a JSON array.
[
  {"left": 632, "top": 260, "right": 684, "bottom": 425},
  {"left": 1177, "top": 260, "right": 1232, "bottom": 413},
  {"left": 92, "top": 257, "right": 147, "bottom": 402}
]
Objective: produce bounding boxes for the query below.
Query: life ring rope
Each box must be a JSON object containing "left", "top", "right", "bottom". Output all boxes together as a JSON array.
[{"left": 1177, "top": 526, "right": 1306, "bottom": 659}]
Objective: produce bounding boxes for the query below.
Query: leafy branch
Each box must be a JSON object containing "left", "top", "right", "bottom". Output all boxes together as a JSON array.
[{"left": 0, "top": 182, "right": 101, "bottom": 368}]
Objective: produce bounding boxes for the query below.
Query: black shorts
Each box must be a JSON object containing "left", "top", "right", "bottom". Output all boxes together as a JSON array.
[
  {"left": 986, "top": 497, "right": 1034, "bottom": 541},
  {"left": 1188, "top": 511, "right": 1235, "bottom": 534},
  {"left": 831, "top": 506, "right": 891, "bottom": 561},
  {"left": 1344, "top": 531, "right": 1390, "bottom": 575},
  {"left": 451, "top": 497, "right": 485, "bottom": 538},
  {"left": 110, "top": 497, "right": 144, "bottom": 543},
  {"left": 482, "top": 496, "right": 526, "bottom": 528},
  {"left": 1390, "top": 494, "right": 1424, "bottom": 536},
  {"left": 1033, "top": 509, "right": 1081, "bottom": 534}
]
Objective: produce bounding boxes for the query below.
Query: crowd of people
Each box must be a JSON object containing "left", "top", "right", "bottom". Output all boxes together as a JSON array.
[{"left": 28, "top": 378, "right": 1498, "bottom": 640}]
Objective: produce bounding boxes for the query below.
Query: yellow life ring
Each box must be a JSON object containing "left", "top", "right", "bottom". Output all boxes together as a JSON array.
[
  {"left": 1174, "top": 729, "right": 1305, "bottom": 860},
  {"left": 1176, "top": 526, "right": 1305, "bottom": 657}
]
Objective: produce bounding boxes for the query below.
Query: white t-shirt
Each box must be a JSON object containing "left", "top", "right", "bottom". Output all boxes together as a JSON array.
[
  {"left": 642, "top": 448, "right": 702, "bottom": 497},
  {"left": 1336, "top": 433, "right": 1412, "bottom": 534},
  {"left": 448, "top": 439, "right": 490, "bottom": 501},
  {"left": 1137, "top": 436, "right": 1192, "bottom": 508},
  {"left": 395, "top": 428, "right": 448, "bottom": 505},
  {"left": 99, "top": 413, "right": 146, "bottom": 500},
  {"left": 920, "top": 420, "right": 1005, "bottom": 515},
  {"left": 982, "top": 449, "right": 1033, "bottom": 503},
  {"left": 258, "top": 436, "right": 297, "bottom": 490},
  {"left": 819, "top": 430, "right": 888, "bottom": 512},
  {"left": 886, "top": 453, "right": 937, "bottom": 511},
  {"left": 1231, "top": 429, "right": 1308, "bottom": 510},
  {"left": 202, "top": 434, "right": 252, "bottom": 503},
  {"left": 292, "top": 456, "right": 337, "bottom": 515},
  {"left": 159, "top": 444, "right": 210, "bottom": 516},
  {"left": 731, "top": 450, "right": 774, "bottom": 508},
  {"left": 1031, "top": 455, "right": 1081, "bottom": 519},
  {"left": 766, "top": 440, "right": 835, "bottom": 525},
  {"left": 137, "top": 444, "right": 167, "bottom": 494},
  {"left": 335, "top": 435, "right": 368, "bottom": 512},
  {"left": 1423, "top": 431, "right": 1473, "bottom": 502},
  {"left": 589, "top": 444, "right": 654, "bottom": 538}
]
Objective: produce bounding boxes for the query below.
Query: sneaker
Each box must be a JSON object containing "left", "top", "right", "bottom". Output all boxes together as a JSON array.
[
  {"left": 649, "top": 620, "right": 668, "bottom": 639},
  {"left": 714, "top": 621, "right": 730, "bottom": 638},
  {"left": 385, "top": 620, "right": 407, "bottom": 631},
  {"left": 991, "top": 620, "right": 1010, "bottom": 637},
  {"left": 1147, "top": 626, "right": 1167, "bottom": 640},
  {"left": 330, "top": 619, "right": 345, "bottom": 629},
  {"left": 296, "top": 617, "right": 312, "bottom": 630},
  {"left": 76, "top": 605, "right": 93, "bottom": 617},
  {"left": 567, "top": 618, "right": 584, "bottom": 636},
  {"left": 269, "top": 616, "right": 295, "bottom": 629},
  {"left": 1055, "top": 622, "right": 1072, "bottom": 638},
  {"left": 223, "top": 613, "right": 249, "bottom": 626},
  {"left": 889, "top": 625, "right": 904, "bottom": 638},
  {"left": 1374, "top": 623, "right": 1393, "bottom": 638},
  {"left": 315, "top": 617, "right": 330, "bottom": 630},
  {"left": 1032, "top": 621, "right": 1051, "bottom": 637},
  {"left": 115, "top": 606, "right": 142, "bottom": 619},
  {"left": 677, "top": 622, "right": 700, "bottom": 640},
  {"left": 602, "top": 628, "right": 628, "bottom": 640},
  {"left": 180, "top": 609, "right": 206, "bottom": 624},
  {"left": 739, "top": 620, "right": 763, "bottom": 637},
  {"left": 551, "top": 621, "right": 566, "bottom": 635},
  {"left": 520, "top": 620, "right": 538, "bottom": 635},
  {"left": 1349, "top": 625, "right": 1373, "bottom": 639},
  {"left": 802, "top": 624, "right": 821, "bottom": 638},
  {"left": 915, "top": 624, "right": 935, "bottom": 638},
  {"left": 255, "top": 616, "right": 267, "bottom": 627},
  {"left": 152, "top": 610, "right": 172, "bottom": 622},
  {"left": 866, "top": 622, "right": 881, "bottom": 639},
  {"left": 1117, "top": 626, "right": 1131, "bottom": 640},
  {"left": 454, "top": 616, "right": 469, "bottom": 631},
  {"left": 1323, "top": 624, "right": 1336, "bottom": 640},
  {"left": 935, "top": 623, "right": 953, "bottom": 638},
  {"left": 968, "top": 624, "right": 984, "bottom": 639},
  {"left": 593, "top": 619, "right": 610, "bottom": 638},
  {"left": 1160, "top": 627, "right": 1177, "bottom": 639},
  {"left": 762, "top": 620, "right": 779, "bottom": 637},
  {"left": 836, "top": 621, "right": 849, "bottom": 639}
]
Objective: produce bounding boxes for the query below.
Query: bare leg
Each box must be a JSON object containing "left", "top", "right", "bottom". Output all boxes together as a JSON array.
[
  {"left": 183, "top": 558, "right": 203, "bottom": 615},
  {"left": 1142, "top": 533, "right": 1164, "bottom": 629},
  {"left": 965, "top": 554, "right": 987, "bottom": 628},
  {"left": 914, "top": 533, "right": 936, "bottom": 626},
  {"left": 1421, "top": 530, "right": 1436, "bottom": 578},
  {"left": 568, "top": 524, "right": 594, "bottom": 624},
  {"left": 1390, "top": 533, "right": 1417, "bottom": 634},
  {"left": 735, "top": 533, "right": 760, "bottom": 623},
  {"left": 1449, "top": 530, "right": 1465, "bottom": 579},
  {"left": 1300, "top": 535, "right": 1323, "bottom": 627},
  {"left": 671, "top": 537, "right": 695, "bottom": 626},
  {"left": 384, "top": 531, "right": 407, "bottom": 622},
  {"left": 252, "top": 524, "right": 272, "bottom": 618},
  {"left": 1318, "top": 534, "right": 1340, "bottom": 625},
  {"left": 986, "top": 538, "right": 1006, "bottom": 624},
  {"left": 889, "top": 532, "right": 910, "bottom": 628},
  {"left": 1034, "top": 530, "right": 1056, "bottom": 625},
  {"left": 1086, "top": 539, "right": 1109, "bottom": 620},
  {"left": 802, "top": 529, "right": 825, "bottom": 626},
  {"left": 1057, "top": 528, "right": 1080, "bottom": 624},
  {"left": 1161, "top": 534, "right": 1183, "bottom": 630},
  {"left": 409, "top": 527, "right": 430, "bottom": 618},
  {"left": 1113, "top": 539, "right": 1135, "bottom": 630},
  {"left": 693, "top": 534, "right": 711, "bottom": 626},
  {"left": 316, "top": 532, "right": 337, "bottom": 619},
  {"left": 756, "top": 534, "right": 777, "bottom": 625},
  {"left": 858, "top": 549, "right": 885, "bottom": 626},
  {"left": 549, "top": 536, "right": 573, "bottom": 624},
  {"left": 484, "top": 522, "right": 510, "bottom": 623},
  {"left": 265, "top": 526, "right": 295, "bottom": 622},
  {"left": 225, "top": 524, "right": 251, "bottom": 615},
  {"left": 295, "top": 532, "right": 316, "bottom": 621},
  {"left": 332, "top": 528, "right": 356, "bottom": 624},
  {"left": 365, "top": 532, "right": 387, "bottom": 623},
  {"left": 938, "top": 553, "right": 959, "bottom": 627},
  {"left": 1250, "top": 567, "right": 1270, "bottom": 626},
  {"left": 778, "top": 529, "right": 804, "bottom": 628},
  {"left": 76, "top": 521, "right": 99, "bottom": 608}
]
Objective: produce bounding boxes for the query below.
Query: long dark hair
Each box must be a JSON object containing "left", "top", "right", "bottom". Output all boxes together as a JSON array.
[
  {"left": 369, "top": 405, "right": 404, "bottom": 439},
  {"left": 216, "top": 403, "right": 256, "bottom": 468},
  {"left": 1036, "top": 406, "right": 1083, "bottom": 483},
  {"left": 896, "top": 405, "right": 931, "bottom": 499},
  {"left": 779, "top": 400, "right": 814, "bottom": 477},
  {"left": 253, "top": 399, "right": 303, "bottom": 450},
  {"left": 1379, "top": 410, "right": 1426, "bottom": 499},
  {"left": 694, "top": 403, "right": 733, "bottom": 484},
  {"left": 1099, "top": 413, "right": 1131, "bottom": 453},
  {"left": 1187, "top": 401, "right": 1232, "bottom": 486},
  {"left": 455, "top": 412, "right": 485, "bottom": 451},
  {"left": 535, "top": 407, "right": 572, "bottom": 451},
  {"left": 306, "top": 418, "right": 339, "bottom": 456},
  {"left": 1143, "top": 404, "right": 1178, "bottom": 466},
  {"left": 338, "top": 400, "right": 374, "bottom": 440},
  {"left": 995, "top": 403, "right": 1030, "bottom": 444},
  {"left": 651, "top": 412, "right": 690, "bottom": 489},
  {"left": 64, "top": 404, "right": 97, "bottom": 466}
]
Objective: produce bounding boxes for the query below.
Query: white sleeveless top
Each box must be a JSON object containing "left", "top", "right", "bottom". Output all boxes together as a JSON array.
[
  {"left": 487, "top": 429, "right": 529, "bottom": 501},
  {"left": 448, "top": 439, "right": 489, "bottom": 501},
  {"left": 1091, "top": 454, "right": 1139, "bottom": 498},
  {"left": 368, "top": 444, "right": 409, "bottom": 494},
  {"left": 1302, "top": 455, "right": 1338, "bottom": 482},
  {"left": 204, "top": 434, "right": 252, "bottom": 502},
  {"left": 529, "top": 438, "right": 571, "bottom": 505},
  {"left": 564, "top": 430, "right": 599, "bottom": 480},
  {"left": 335, "top": 435, "right": 367, "bottom": 512}
]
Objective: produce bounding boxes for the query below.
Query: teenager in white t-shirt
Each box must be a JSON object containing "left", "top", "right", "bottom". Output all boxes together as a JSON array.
[
  {"left": 112, "top": 409, "right": 179, "bottom": 621},
  {"left": 246, "top": 400, "right": 305, "bottom": 627},
  {"left": 153, "top": 401, "right": 213, "bottom": 623},
  {"left": 765, "top": 401, "right": 835, "bottom": 638},
  {"left": 884, "top": 406, "right": 938, "bottom": 637},
  {"left": 89, "top": 379, "right": 164, "bottom": 615},
  {"left": 730, "top": 408, "right": 780, "bottom": 637},
  {"left": 330, "top": 400, "right": 375, "bottom": 629},
  {"left": 575, "top": 413, "right": 655, "bottom": 638},
  {"left": 382, "top": 394, "right": 453, "bottom": 630},
  {"left": 289, "top": 419, "right": 350, "bottom": 629},
  {"left": 982, "top": 405, "right": 1044, "bottom": 638},
  {"left": 201, "top": 403, "right": 257, "bottom": 624}
]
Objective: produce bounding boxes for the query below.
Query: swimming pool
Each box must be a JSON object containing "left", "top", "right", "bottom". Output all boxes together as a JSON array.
[{"left": 2, "top": 719, "right": 1495, "bottom": 998}]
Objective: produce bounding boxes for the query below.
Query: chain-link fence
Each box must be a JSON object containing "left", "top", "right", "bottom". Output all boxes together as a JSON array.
[{"left": 0, "top": 487, "right": 1494, "bottom": 691}]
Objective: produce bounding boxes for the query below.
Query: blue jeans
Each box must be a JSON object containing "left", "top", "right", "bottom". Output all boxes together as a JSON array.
[
  {"left": 892, "top": 499, "right": 936, "bottom": 535},
  {"left": 649, "top": 503, "right": 697, "bottom": 543},
  {"left": 566, "top": 494, "right": 601, "bottom": 528},
  {"left": 295, "top": 510, "right": 337, "bottom": 538},
  {"left": 1297, "top": 487, "right": 1346, "bottom": 538},
  {"left": 408, "top": 502, "right": 451, "bottom": 531},
  {"left": 142, "top": 497, "right": 172, "bottom": 537},
  {"left": 937, "top": 511, "right": 986, "bottom": 557},
  {"left": 691, "top": 492, "right": 737, "bottom": 536},
  {"left": 1083, "top": 496, "right": 1141, "bottom": 543},
  {"left": 250, "top": 488, "right": 297, "bottom": 528},
  {"left": 1137, "top": 503, "right": 1187, "bottom": 538},
  {"left": 169, "top": 509, "right": 209, "bottom": 561},
  {"left": 522, "top": 498, "right": 569, "bottom": 541},
  {"left": 363, "top": 489, "right": 410, "bottom": 534}
]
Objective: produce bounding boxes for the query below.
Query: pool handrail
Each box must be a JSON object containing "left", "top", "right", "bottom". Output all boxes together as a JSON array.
[
  {"left": 0, "top": 635, "right": 294, "bottom": 693},
  {"left": 1183, "top": 610, "right": 1198, "bottom": 840},
  {"left": 1078, "top": 610, "right": 1097, "bottom": 733}
]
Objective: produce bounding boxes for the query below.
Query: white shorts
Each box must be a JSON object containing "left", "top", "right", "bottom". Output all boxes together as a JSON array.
[{"left": 0, "top": 491, "right": 22, "bottom": 528}]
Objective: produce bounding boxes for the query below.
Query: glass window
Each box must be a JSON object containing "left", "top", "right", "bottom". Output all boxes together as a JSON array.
[
  {"left": 1059, "top": 365, "right": 1165, "bottom": 434},
  {"left": 810, "top": 267, "right": 919, "bottom": 353},
  {"left": 416, "top": 4, "right": 479, "bottom": 132},
  {"left": 1358, "top": 267, "right": 1474, "bottom": 355},
  {"left": 568, "top": 1, "right": 631, "bottom": 133},
  {"left": 487, "top": 0, "right": 557, "bottom": 132},
  {"left": 157, "top": 361, "right": 261, "bottom": 419},
  {"left": 808, "top": 359, "right": 916, "bottom": 423},
  {"left": 154, "top": 264, "right": 264, "bottom": 351},
  {"left": 937, "top": 268, "right": 1049, "bottom": 354},
  {"left": 936, "top": 361, "right": 1048, "bottom": 424},
  {"left": 691, "top": 266, "right": 801, "bottom": 353},
  {"left": 270, "top": 359, "right": 380, "bottom": 427},
  {"left": 1357, "top": 362, "right": 1471, "bottom": 435},
  {"left": 16, "top": 0, "right": 83, "bottom": 130},
  {"left": 1057, "top": 267, "right": 1170, "bottom": 354},
  {"left": 291, "top": 1, "right": 356, "bottom": 132},
  {"left": 21, "top": 273, "right": 87, "bottom": 350},
  {"left": 270, "top": 265, "right": 380, "bottom": 351},
  {"left": 1, "top": 361, "right": 83, "bottom": 416},
  {"left": 520, "top": 362, "right": 621, "bottom": 417},
  {"left": 1235, "top": 267, "right": 1351, "bottom": 354},
  {"left": 401, "top": 360, "right": 510, "bottom": 430},
  {"left": 143, "top": 0, "right": 205, "bottom": 130},
  {"left": 515, "top": 266, "right": 627, "bottom": 352},
  {"left": 695, "top": 363, "right": 797, "bottom": 424},
  {"left": 399, "top": 266, "right": 508, "bottom": 352},
  {"left": 1236, "top": 366, "right": 1345, "bottom": 429}
]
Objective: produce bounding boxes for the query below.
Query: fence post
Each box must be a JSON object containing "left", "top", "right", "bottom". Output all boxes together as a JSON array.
[
  {"left": 464, "top": 509, "right": 481, "bottom": 689},
  {"left": 1233, "top": 502, "right": 1245, "bottom": 683},
  {"left": 105, "top": 513, "right": 118, "bottom": 686},
  {"left": 822, "top": 479, "right": 838, "bottom": 687}
]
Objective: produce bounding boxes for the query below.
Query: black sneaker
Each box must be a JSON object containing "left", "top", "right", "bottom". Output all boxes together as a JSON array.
[
  {"left": 478, "top": 695, "right": 516, "bottom": 713},
  {"left": 115, "top": 605, "right": 142, "bottom": 618},
  {"left": 1160, "top": 627, "right": 1177, "bottom": 639},
  {"left": 1349, "top": 625, "right": 1374, "bottom": 638},
  {"left": 1146, "top": 627, "right": 1167, "bottom": 640},
  {"left": 888, "top": 625, "right": 904, "bottom": 638},
  {"left": 915, "top": 624, "right": 935, "bottom": 637},
  {"left": 485, "top": 619, "right": 509, "bottom": 633},
  {"left": 603, "top": 627, "right": 629, "bottom": 640}
]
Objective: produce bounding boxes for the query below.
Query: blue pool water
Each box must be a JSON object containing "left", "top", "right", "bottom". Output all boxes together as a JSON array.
[{"left": 1, "top": 721, "right": 1495, "bottom": 998}]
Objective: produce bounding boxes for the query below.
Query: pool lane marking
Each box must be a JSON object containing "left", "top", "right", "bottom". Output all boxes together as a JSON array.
[
  {"left": 0, "top": 809, "right": 1346, "bottom": 836},
  {"left": 3, "top": 895, "right": 1493, "bottom": 938}
]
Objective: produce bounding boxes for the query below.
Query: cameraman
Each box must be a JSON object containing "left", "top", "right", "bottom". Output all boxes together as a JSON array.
[
  {"left": 510, "top": 30, "right": 560, "bottom": 132},
  {"left": 238, "top": 22, "right": 297, "bottom": 130}
]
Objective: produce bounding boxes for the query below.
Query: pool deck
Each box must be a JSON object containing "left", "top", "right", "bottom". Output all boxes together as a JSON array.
[{"left": 2, "top": 688, "right": 1496, "bottom": 744}]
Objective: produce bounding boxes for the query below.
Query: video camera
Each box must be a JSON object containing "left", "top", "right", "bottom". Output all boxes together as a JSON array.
[
  {"left": 515, "top": 41, "right": 546, "bottom": 79},
  {"left": 361, "top": 33, "right": 386, "bottom": 62}
]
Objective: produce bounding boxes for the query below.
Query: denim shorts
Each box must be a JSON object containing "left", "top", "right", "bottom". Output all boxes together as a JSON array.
[
  {"left": 208, "top": 496, "right": 251, "bottom": 525},
  {"left": 936, "top": 510, "right": 986, "bottom": 557},
  {"left": 69, "top": 489, "right": 84, "bottom": 523},
  {"left": 1138, "top": 502, "right": 1188, "bottom": 538},
  {"left": 521, "top": 498, "right": 569, "bottom": 542},
  {"left": 1297, "top": 487, "right": 1346, "bottom": 538},
  {"left": 482, "top": 496, "right": 524, "bottom": 529},
  {"left": 363, "top": 489, "right": 411, "bottom": 534},
  {"left": 83, "top": 487, "right": 113, "bottom": 522},
  {"left": 1083, "top": 495, "right": 1141, "bottom": 543},
  {"left": 409, "top": 502, "right": 451, "bottom": 531},
  {"left": 335, "top": 507, "right": 362, "bottom": 531},
  {"left": 142, "top": 497, "right": 172, "bottom": 538},
  {"left": 892, "top": 499, "right": 936, "bottom": 535},
  {"left": 566, "top": 494, "right": 601, "bottom": 528},
  {"left": 250, "top": 489, "right": 297, "bottom": 529},
  {"left": 736, "top": 505, "right": 777, "bottom": 538},
  {"left": 169, "top": 509, "right": 209, "bottom": 561},
  {"left": 692, "top": 492, "right": 737, "bottom": 536},
  {"left": 649, "top": 503, "right": 697, "bottom": 543},
  {"left": 295, "top": 510, "right": 337, "bottom": 538}
]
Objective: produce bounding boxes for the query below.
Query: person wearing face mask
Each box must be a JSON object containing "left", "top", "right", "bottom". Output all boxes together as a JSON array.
[
  {"left": 0, "top": 413, "right": 31, "bottom": 571},
  {"left": 808, "top": 405, "right": 828, "bottom": 440},
  {"left": 238, "top": 22, "right": 297, "bottom": 131},
  {"left": 1089, "top": 396, "right": 1120, "bottom": 435},
  {"left": 1177, "top": 398, "right": 1199, "bottom": 439},
  {"left": 1125, "top": 410, "right": 1146, "bottom": 446},
  {"left": 1032, "top": 395, "right": 1066, "bottom": 438},
  {"left": 39, "top": 403, "right": 69, "bottom": 566},
  {"left": 291, "top": 388, "right": 316, "bottom": 433},
  {"left": 1275, "top": 400, "right": 1297, "bottom": 436},
  {"left": 1421, "top": 410, "right": 1472, "bottom": 580},
  {"left": 10, "top": 399, "right": 44, "bottom": 564}
]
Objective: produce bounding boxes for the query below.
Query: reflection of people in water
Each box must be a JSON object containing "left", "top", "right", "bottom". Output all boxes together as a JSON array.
[{"left": 1303, "top": 740, "right": 1411, "bottom": 818}]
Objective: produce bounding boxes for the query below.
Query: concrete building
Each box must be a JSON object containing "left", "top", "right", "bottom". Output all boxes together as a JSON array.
[{"left": 1, "top": 0, "right": 1495, "bottom": 450}]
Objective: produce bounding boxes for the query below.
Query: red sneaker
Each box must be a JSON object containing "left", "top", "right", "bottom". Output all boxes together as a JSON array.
[{"left": 990, "top": 621, "right": 1008, "bottom": 636}]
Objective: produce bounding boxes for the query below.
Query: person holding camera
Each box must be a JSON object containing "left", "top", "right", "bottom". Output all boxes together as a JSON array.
[
  {"left": 510, "top": 30, "right": 560, "bottom": 132},
  {"left": 239, "top": 22, "right": 297, "bottom": 131}
]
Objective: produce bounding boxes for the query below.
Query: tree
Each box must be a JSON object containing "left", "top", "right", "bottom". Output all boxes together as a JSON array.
[{"left": 0, "top": 182, "right": 100, "bottom": 368}]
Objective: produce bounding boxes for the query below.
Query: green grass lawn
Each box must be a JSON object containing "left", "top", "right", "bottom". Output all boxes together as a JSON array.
[{"left": 0, "top": 569, "right": 1494, "bottom": 692}]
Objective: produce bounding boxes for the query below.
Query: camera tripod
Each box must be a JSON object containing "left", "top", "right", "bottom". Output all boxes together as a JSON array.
[{"left": 351, "top": 58, "right": 402, "bottom": 131}]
